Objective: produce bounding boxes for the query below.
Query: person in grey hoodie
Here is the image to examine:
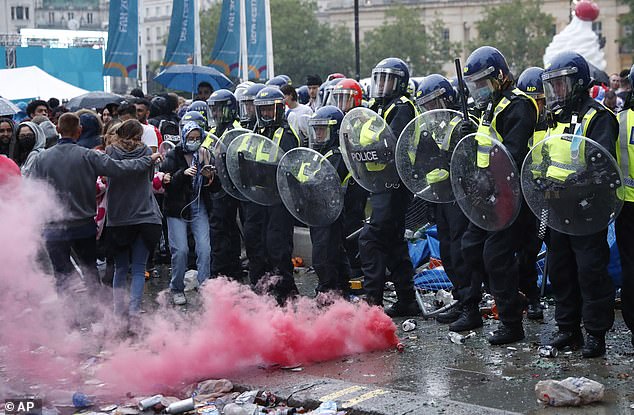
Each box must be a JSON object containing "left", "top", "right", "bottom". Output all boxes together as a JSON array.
[
  {"left": 106, "top": 119, "right": 162, "bottom": 319},
  {"left": 15, "top": 121, "right": 45, "bottom": 174},
  {"left": 28, "top": 113, "right": 162, "bottom": 293}
]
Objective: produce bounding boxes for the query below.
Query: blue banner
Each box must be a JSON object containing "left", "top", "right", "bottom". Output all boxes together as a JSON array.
[
  {"left": 17, "top": 47, "right": 104, "bottom": 91},
  {"left": 103, "top": 0, "right": 138, "bottom": 78},
  {"left": 161, "top": 0, "right": 195, "bottom": 68},
  {"left": 0, "top": 47, "right": 5, "bottom": 69},
  {"left": 246, "top": 0, "right": 268, "bottom": 80},
  {"left": 209, "top": 0, "right": 269, "bottom": 80}
]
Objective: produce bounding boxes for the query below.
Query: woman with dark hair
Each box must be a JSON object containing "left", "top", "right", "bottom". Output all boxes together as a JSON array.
[{"left": 105, "top": 119, "right": 162, "bottom": 323}]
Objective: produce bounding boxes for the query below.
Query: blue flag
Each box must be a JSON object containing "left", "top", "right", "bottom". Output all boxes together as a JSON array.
[
  {"left": 209, "top": 0, "right": 270, "bottom": 80},
  {"left": 103, "top": 0, "right": 138, "bottom": 78},
  {"left": 162, "top": 0, "right": 196, "bottom": 68}
]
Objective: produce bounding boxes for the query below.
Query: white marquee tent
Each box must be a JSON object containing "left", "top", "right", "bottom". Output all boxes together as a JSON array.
[{"left": 0, "top": 66, "right": 87, "bottom": 101}]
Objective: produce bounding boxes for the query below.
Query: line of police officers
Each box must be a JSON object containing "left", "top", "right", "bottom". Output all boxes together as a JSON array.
[{"left": 178, "top": 46, "right": 633, "bottom": 358}]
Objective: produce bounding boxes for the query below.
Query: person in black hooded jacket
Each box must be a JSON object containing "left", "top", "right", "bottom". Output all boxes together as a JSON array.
[{"left": 0, "top": 117, "right": 16, "bottom": 160}]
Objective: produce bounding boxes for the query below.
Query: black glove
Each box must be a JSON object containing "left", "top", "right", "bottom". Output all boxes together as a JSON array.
[{"left": 459, "top": 120, "right": 477, "bottom": 138}]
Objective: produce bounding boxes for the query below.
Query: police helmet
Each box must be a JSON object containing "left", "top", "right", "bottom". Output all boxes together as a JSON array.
[
  {"left": 188, "top": 100, "right": 210, "bottom": 128},
  {"left": 370, "top": 57, "right": 410, "bottom": 100},
  {"left": 415, "top": 74, "right": 457, "bottom": 112},
  {"left": 323, "top": 78, "right": 344, "bottom": 107},
  {"left": 308, "top": 105, "right": 344, "bottom": 152},
  {"left": 331, "top": 78, "right": 363, "bottom": 113},
  {"left": 207, "top": 89, "right": 238, "bottom": 127},
  {"left": 463, "top": 46, "right": 510, "bottom": 109},
  {"left": 150, "top": 96, "right": 170, "bottom": 117},
  {"left": 179, "top": 110, "right": 207, "bottom": 132},
  {"left": 542, "top": 51, "right": 590, "bottom": 112},
  {"left": 266, "top": 75, "right": 289, "bottom": 88},
  {"left": 628, "top": 64, "right": 634, "bottom": 88},
  {"left": 254, "top": 86, "right": 286, "bottom": 128},
  {"left": 297, "top": 86, "right": 310, "bottom": 105},
  {"left": 517, "top": 67, "right": 545, "bottom": 100},
  {"left": 238, "top": 83, "right": 266, "bottom": 124}
]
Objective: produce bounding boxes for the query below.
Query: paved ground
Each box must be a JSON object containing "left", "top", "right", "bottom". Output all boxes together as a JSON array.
[{"left": 140, "top": 265, "right": 634, "bottom": 414}]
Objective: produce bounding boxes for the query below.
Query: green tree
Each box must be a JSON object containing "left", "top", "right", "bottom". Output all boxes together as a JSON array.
[
  {"left": 199, "top": 0, "right": 354, "bottom": 83},
  {"left": 618, "top": 0, "right": 634, "bottom": 57},
  {"left": 361, "top": 6, "right": 461, "bottom": 77},
  {"left": 469, "top": 0, "right": 554, "bottom": 72}
]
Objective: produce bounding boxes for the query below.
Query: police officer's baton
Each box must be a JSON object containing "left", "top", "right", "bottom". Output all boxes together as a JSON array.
[{"left": 454, "top": 58, "right": 470, "bottom": 122}]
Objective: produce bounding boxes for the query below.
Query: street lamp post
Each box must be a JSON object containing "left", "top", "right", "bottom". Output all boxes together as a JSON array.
[{"left": 354, "top": 0, "right": 360, "bottom": 81}]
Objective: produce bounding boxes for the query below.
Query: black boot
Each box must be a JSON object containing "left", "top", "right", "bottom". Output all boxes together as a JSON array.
[
  {"left": 582, "top": 333, "right": 606, "bottom": 358},
  {"left": 436, "top": 305, "right": 462, "bottom": 324},
  {"left": 526, "top": 301, "right": 544, "bottom": 320},
  {"left": 487, "top": 323, "right": 524, "bottom": 345},
  {"left": 548, "top": 329, "right": 584, "bottom": 350},
  {"left": 385, "top": 301, "right": 421, "bottom": 318},
  {"left": 449, "top": 304, "right": 483, "bottom": 332}
]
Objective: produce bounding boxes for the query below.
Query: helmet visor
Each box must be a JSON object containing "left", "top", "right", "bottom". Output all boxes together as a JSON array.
[
  {"left": 465, "top": 77, "right": 496, "bottom": 109},
  {"left": 210, "top": 101, "right": 230, "bottom": 125},
  {"left": 416, "top": 88, "right": 449, "bottom": 112},
  {"left": 255, "top": 100, "right": 283, "bottom": 126},
  {"left": 308, "top": 118, "right": 336, "bottom": 150},
  {"left": 542, "top": 67, "right": 578, "bottom": 111},
  {"left": 332, "top": 89, "right": 356, "bottom": 113},
  {"left": 370, "top": 69, "right": 401, "bottom": 98},
  {"left": 239, "top": 99, "right": 256, "bottom": 122}
]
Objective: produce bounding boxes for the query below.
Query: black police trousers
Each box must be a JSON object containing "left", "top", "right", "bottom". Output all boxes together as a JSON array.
[
  {"left": 343, "top": 181, "right": 368, "bottom": 278},
  {"left": 548, "top": 227, "right": 614, "bottom": 334},
  {"left": 518, "top": 216, "right": 542, "bottom": 303},
  {"left": 310, "top": 216, "right": 351, "bottom": 293},
  {"left": 461, "top": 204, "right": 534, "bottom": 325},
  {"left": 616, "top": 201, "right": 634, "bottom": 332},
  {"left": 211, "top": 194, "right": 242, "bottom": 280},
  {"left": 359, "top": 186, "right": 415, "bottom": 306},
  {"left": 266, "top": 203, "right": 298, "bottom": 297},
  {"left": 435, "top": 202, "right": 470, "bottom": 301},
  {"left": 241, "top": 201, "right": 268, "bottom": 285}
]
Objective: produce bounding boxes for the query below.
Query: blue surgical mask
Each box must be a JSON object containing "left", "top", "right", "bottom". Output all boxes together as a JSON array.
[{"left": 185, "top": 140, "right": 201, "bottom": 152}]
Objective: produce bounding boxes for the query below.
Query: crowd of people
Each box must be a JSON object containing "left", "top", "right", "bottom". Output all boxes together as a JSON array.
[{"left": 0, "top": 46, "right": 632, "bottom": 359}]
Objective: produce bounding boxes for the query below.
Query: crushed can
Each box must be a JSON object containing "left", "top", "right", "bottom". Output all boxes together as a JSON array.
[
  {"left": 138, "top": 395, "right": 164, "bottom": 411},
  {"left": 538, "top": 345, "right": 558, "bottom": 358},
  {"left": 402, "top": 319, "right": 417, "bottom": 332}
]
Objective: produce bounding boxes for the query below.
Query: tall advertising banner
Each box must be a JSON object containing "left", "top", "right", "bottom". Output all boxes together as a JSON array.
[
  {"left": 161, "top": 0, "right": 196, "bottom": 68},
  {"left": 103, "top": 0, "right": 139, "bottom": 78},
  {"left": 209, "top": 0, "right": 271, "bottom": 80}
]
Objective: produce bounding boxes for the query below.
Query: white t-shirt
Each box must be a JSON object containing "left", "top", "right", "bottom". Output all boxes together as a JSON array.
[{"left": 141, "top": 123, "right": 158, "bottom": 148}]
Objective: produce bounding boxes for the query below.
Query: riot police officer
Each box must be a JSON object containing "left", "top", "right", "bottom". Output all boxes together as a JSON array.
[
  {"left": 458, "top": 46, "right": 538, "bottom": 343},
  {"left": 516, "top": 67, "right": 548, "bottom": 320},
  {"left": 616, "top": 64, "right": 634, "bottom": 349},
  {"left": 254, "top": 86, "right": 301, "bottom": 303},
  {"left": 541, "top": 51, "right": 618, "bottom": 357},
  {"left": 238, "top": 83, "right": 266, "bottom": 131},
  {"left": 331, "top": 78, "right": 368, "bottom": 279},
  {"left": 361, "top": 57, "right": 419, "bottom": 316},
  {"left": 205, "top": 89, "right": 243, "bottom": 280},
  {"left": 305, "top": 106, "right": 352, "bottom": 293},
  {"left": 413, "top": 74, "right": 474, "bottom": 325}
]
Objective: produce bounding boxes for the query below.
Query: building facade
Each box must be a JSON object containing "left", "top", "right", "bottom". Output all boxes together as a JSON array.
[{"left": 317, "top": 0, "right": 632, "bottom": 75}]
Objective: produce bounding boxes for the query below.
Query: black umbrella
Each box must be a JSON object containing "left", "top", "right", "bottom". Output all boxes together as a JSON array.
[
  {"left": 588, "top": 62, "right": 609, "bottom": 86},
  {"left": 66, "top": 91, "right": 127, "bottom": 111}
]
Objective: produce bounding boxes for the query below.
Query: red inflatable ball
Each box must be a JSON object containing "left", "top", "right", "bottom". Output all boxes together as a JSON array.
[
  {"left": 575, "top": 0, "right": 600, "bottom": 22},
  {"left": 0, "top": 155, "right": 21, "bottom": 186}
]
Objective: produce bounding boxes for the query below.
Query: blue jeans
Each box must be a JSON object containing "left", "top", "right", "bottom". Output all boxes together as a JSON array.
[
  {"left": 167, "top": 201, "right": 211, "bottom": 292},
  {"left": 113, "top": 236, "right": 150, "bottom": 316}
]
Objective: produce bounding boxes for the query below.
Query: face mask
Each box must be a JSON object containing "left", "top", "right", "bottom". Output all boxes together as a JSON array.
[
  {"left": 19, "top": 136, "right": 36, "bottom": 152},
  {"left": 185, "top": 140, "right": 201, "bottom": 152}
]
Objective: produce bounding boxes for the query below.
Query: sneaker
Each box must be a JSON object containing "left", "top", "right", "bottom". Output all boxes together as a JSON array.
[
  {"left": 487, "top": 323, "right": 525, "bottom": 345},
  {"left": 172, "top": 292, "right": 187, "bottom": 306},
  {"left": 582, "top": 333, "right": 606, "bottom": 358}
]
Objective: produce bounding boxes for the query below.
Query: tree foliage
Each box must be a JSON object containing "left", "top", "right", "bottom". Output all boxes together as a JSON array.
[
  {"left": 361, "top": 6, "right": 461, "bottom": 77},
  {"left": 618, "top": 0, "right": 634, "bottom": 56},
  {"left": 469, "top": 0, "right": 555, "bottom": 73},
  {"left": 199, "top": 0, "right": 353, "bottom": 84}
]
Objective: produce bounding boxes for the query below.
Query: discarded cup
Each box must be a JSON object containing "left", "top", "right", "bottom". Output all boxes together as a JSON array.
[
  {"left": 165, "top": 398, "right": 195, "bottom": 414},
  {"left": 448, "top": 331, "right": 476, "bottom": 345},
  {"left": 72, "top": 392, "right": 94, "bottom": 408},
  {"left": 538, "top": 345, "right": 559, "bottom": 358},
  {"left": 402, "top": 319, "right": 417, "bottom": 332},
  {"left": 138, "top": 395, "right": 164, "bottom": 410},
  {"left": 396, "top": 343, "right": 405, "bottom": 352}
]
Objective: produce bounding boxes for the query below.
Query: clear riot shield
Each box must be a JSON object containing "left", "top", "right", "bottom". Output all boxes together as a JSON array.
[
  {"left": 276, "top": 147, "right": 345, "bottom": 227},
  {"left": 521, "top": 134, "right": 623, "bottom": 236},
  {"left": 450, "top": 133, "right": 522, "bottom": 231},
  {"left": 339, "top": 107, "right": 400, "bottom": 193},
  {"left": 395, "top": 109, "right": 475, "bottom": 203},
  {"left": 226, "top": 133, "right": 283, "bottom": 206},
  {"left": 212, "top": 128, "right": 251, "bottom": 201}
]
